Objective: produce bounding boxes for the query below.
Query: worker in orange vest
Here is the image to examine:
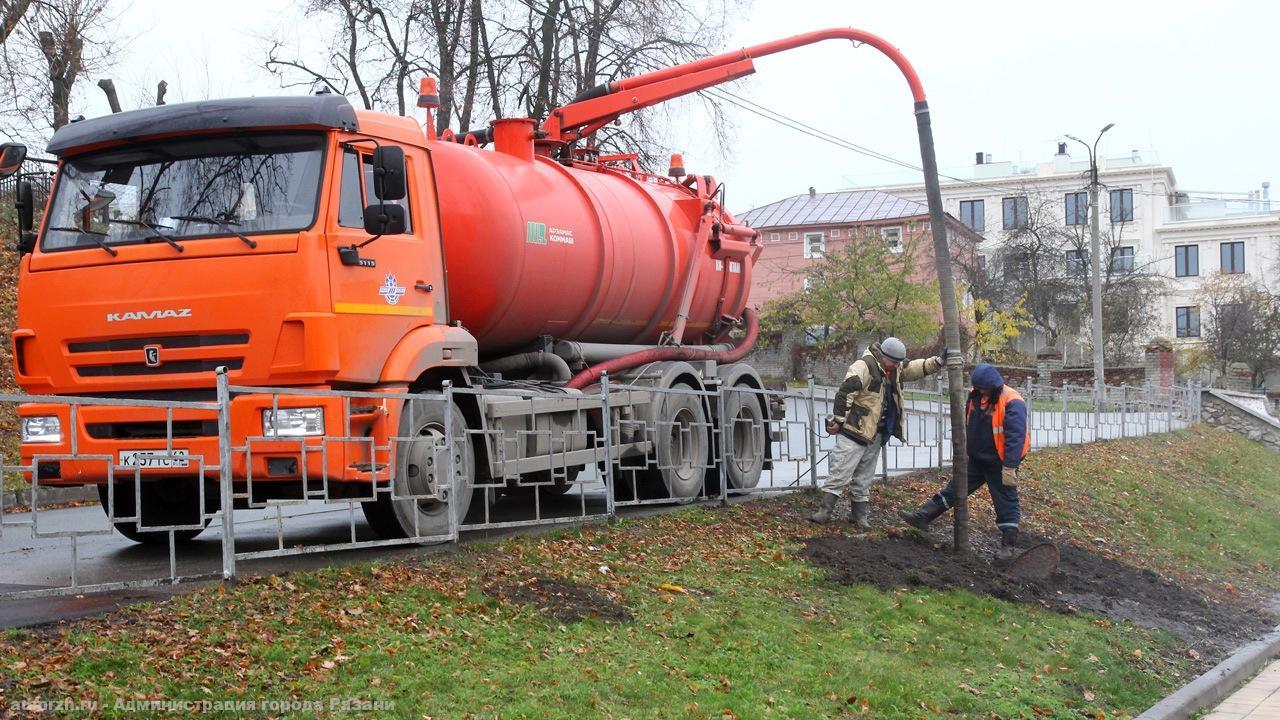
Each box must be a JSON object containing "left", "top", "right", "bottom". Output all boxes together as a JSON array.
[{"left": 898, "top": 364, "right": 1030, "bottom": 561}]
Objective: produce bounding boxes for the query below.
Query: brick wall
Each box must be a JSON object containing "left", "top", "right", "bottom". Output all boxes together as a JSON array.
[{"left": 1051, "top": 366, "right": 1147, "bottom": 387}]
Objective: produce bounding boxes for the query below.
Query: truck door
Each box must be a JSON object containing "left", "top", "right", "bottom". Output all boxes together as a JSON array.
[{"left": 327, "top": 141, "right": 446, "bottom": 383}]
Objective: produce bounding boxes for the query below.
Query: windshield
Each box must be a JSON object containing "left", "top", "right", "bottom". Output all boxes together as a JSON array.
[{"left": 41, "top": 133, "right": 325, "bottom": 252}]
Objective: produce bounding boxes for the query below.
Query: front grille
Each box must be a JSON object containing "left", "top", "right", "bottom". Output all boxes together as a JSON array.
[
  {"left": 87, "top": 420, "right": 220, "bottom": 439},
  {"left": 76, "top": 358, "right": 244, "bottom": 377},
  {"left": 68, "top": 333, "right": 249, "bottom": 353}
]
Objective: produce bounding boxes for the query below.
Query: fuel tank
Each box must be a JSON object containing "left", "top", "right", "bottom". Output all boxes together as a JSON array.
[{"left": 431, "top": 120, "right": 756, "bottom": 356}]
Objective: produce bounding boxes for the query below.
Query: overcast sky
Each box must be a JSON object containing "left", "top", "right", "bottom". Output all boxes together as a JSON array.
[{"left": 65, "top": 0, "right": 1279, "bottom": 213}]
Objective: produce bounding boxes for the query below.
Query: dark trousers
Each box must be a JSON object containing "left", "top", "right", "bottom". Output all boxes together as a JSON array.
[{"left": 932, "top": 459, "right": 1021, "bottom": 529}]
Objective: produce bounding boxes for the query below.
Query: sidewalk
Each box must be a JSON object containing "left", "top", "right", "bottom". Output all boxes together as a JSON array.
[{"left": 1207, "top": 660, "right": 1280, "bottom": 719}]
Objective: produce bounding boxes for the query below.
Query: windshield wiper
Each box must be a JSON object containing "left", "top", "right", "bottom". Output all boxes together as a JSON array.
[
  {"left": 106, "top": 218, "right": 184, "bottom": 253},
  {"left": 169, "top": 215, "right": 258, "bottom": 249},
  {"left": 46, "top": 227, "right": 118, "bottom": 257}
]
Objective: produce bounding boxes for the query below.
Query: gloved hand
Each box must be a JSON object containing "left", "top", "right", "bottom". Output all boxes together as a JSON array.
[
  {"left": 825, "top": 415, "right": 842, "bottom": 436},
  {"left": 1001, "top": 466, "right": 1020, "bottom": 485},
  {"left": 940, "top": 345, "right": 949, "bottom": 361}
]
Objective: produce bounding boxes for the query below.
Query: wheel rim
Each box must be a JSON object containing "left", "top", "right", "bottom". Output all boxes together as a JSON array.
[
  {"left": 403, "top": 421, "right": 449, "bottom": 515},
  {"left": 668, "top": 407, "right": 700, "bottom": 481}
]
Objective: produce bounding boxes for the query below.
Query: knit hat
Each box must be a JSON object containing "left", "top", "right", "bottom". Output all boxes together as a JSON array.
[{"left": 881, "top": 337, "right": 907, "bottom": 362}]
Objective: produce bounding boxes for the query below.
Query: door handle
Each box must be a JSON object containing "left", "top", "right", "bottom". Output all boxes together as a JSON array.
[{"left": 414, "top": 282, "right": 433, "bottom": 292}]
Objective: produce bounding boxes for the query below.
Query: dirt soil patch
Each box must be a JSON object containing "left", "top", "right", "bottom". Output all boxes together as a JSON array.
[
  {"left": 485, "top": 575, "right": 632, "bottom": 624},
  {"left": 802, "top": 531, "right": 1278, "bottom": 665}
]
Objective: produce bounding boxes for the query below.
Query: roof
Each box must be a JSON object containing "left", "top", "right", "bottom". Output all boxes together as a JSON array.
[
  {"left": 738, "top": 190, "right": 928, "bottom": 229},
  {"left": 47, "top": 95, "right": 359, "bottom": 156}
]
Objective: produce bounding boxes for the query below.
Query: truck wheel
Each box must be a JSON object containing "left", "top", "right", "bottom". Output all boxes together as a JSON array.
[
  {"left": 361, "top": 398, "right": 473, "bottom": 539},
  {"left": 645, "top": 383, "right": 709, "bottom": 499},
  {"left": 722, "top": 387, "right": 765, "bottom": 490},
  {"left": 97, "top": 479, "right": 209, "bottom": 545}
]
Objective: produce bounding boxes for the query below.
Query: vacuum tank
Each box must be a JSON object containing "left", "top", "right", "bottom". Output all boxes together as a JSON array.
[{"left": 431, "top": 119, "right": 756, "bottom": 356}]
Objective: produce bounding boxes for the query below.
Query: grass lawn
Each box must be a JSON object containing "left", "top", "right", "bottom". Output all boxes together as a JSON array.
[{"left": 0, "top": 426, "right": 1275, "bottom": 719}]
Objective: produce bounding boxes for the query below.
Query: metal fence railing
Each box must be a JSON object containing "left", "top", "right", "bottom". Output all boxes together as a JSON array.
[
  {"left": 0, "top": 370, "right": 1202, "bottom": 600},
  {"left": 0, "top": 156, "right": 56, "bottom": 210}
]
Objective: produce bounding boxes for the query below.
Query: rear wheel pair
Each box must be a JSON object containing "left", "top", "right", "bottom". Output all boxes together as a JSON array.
[{"left": 612, "top": 381, "right": 765, "bottom": 501}]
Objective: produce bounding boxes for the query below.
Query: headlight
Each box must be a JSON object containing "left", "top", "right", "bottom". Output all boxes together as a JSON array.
[
  {"left": 262, "top": 407, "right": 325, "bottom": 437},
  {"left": 22, "top": 415, "right": 62, "bottom": 443}
]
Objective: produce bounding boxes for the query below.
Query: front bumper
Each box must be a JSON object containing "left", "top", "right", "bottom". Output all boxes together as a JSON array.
[{"left": 18, "top": 393, "right": 394, "bottom": 486}]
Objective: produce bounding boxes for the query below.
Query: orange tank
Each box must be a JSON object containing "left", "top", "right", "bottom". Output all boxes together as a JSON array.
[{"left": 431, "top": 120, "right": 757, "bottom": 356}]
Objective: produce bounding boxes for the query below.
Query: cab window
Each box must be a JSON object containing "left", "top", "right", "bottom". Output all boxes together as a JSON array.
[{"left": 337, "top": 147, "right": 412, "bottom": 232}]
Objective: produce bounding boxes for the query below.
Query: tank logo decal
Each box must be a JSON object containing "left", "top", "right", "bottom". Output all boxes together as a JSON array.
[
  {"left": 378, "top": 274, "right": 406, "bottom": 305},
  {"left": 548, "top": 227, "right": 574, "bottom": 245},
  {"left": 526, "top": 221, "right": 547, "bottom": 245}
]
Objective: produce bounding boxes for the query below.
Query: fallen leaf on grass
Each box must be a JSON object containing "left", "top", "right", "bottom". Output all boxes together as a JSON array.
[{"left": 658, "top": 583, "right": 687, "bottom": 594}]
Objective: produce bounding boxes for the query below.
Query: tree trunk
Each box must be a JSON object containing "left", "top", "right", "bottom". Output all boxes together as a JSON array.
[
  {"left": 915, "top": 103, "right": 971, "bottom": 554},
  {"left": 97, "top": 78, "right": 121, "bottom": 113}
]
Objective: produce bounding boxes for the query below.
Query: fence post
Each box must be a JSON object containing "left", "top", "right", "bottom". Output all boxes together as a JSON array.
[
  {"left": 717, "top": 381, "right": 730, "bottom": 507},
  {"left": 443, "top": 381, "right": 458, "bottom": 542},
  {"left": 806, "top": 375, "right": 819, "bottom": 488},
  {"left": 1145, "top": 379, "right": 1152, "bottom": 435},
  {"left": 600, "top": 373, "right": 616, "bottom": 518},
  {"left": 216, "top": 367, "right": 235, "bottom": 581},
  {"left": 1061, "top": 384, "right": 1068, "bottom": 446},
  {"left": 1120, "top": 384, "right": 1127, "bottom": 438},
  {"left": 1028, "top": 377, "right": 1037, "bottom": 447}
]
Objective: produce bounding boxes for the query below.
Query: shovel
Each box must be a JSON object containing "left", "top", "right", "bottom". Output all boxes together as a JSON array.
[{"left": 1001, "top": 541, "right": 1060, "bottom": 579}]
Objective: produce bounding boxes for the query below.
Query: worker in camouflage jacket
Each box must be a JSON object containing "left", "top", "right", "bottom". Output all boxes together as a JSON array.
[
  {"left": 899, "top": 363, "right": 1030, "bottom": 561},
  {"left": 809, "top": 337, "right": 944, "bottom": 529}
]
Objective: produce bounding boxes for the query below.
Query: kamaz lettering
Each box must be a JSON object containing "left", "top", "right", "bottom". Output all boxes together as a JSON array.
[{"left": 106, "top": 309, "right": 193, "bottom": 322}]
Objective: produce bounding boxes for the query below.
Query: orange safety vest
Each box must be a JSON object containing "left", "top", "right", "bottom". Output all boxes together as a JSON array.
[{"left": 965, "top": 385, "right": 1031, "bottom": 462}]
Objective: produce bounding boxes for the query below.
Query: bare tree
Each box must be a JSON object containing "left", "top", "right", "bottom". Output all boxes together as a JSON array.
[
  {"left": 983, "top": 189, "right": 1166, "bottom": 364},
  {"left": 261, "top": 0, "right": 741, "bottom": 167},
  {"left": 1198, "top": 273, "right": 1280, "bottom": 388},
  {"left": 1, "top": 0, "right": 118, "bottom": 139}
]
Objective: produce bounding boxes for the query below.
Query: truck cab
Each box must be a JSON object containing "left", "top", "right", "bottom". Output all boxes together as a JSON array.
[{"left": 9, "top": 95, "right": 476, "bottom": 541}]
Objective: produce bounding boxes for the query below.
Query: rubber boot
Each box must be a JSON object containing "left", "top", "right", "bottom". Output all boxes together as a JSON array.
[
  {"left": 808, "top": 492, "right": 839, "bottom": 524},
  {"left": 995, "top": 527, "right": 1019, "bottom": 563},
  {"left": 849, "top": 501, "right": 871, "bottom": 530},
  {"left": 898, "top": 496, "right": 946, "bottom": 530}
]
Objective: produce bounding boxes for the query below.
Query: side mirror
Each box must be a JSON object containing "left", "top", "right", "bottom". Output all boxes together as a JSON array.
[
  {"left": 15, "top": 180, "right": 35, "bottom": 255},
  {"left": 0, "top": 143, "right": 26, "bottom": 181},
  {"left": 363, "top": 202, "right": 406, "bottom": 236},
  {"left": 370, "top": 146, "right": 406, "bottom": 201}
]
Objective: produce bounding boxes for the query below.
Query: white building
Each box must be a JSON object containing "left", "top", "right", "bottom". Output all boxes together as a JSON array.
[{"left": 848, "top": 145, "right": 1280, "bottom": 368}]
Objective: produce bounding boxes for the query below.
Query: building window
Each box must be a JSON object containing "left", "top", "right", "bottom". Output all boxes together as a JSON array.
[
  {"left": 1065, "top": 191, "right": 1089, "bottom": 225},
  {"left": 959, "top": 200, "right": 984, "bottom": 232},
  {"left": 1220, "top": 241, "right": 1245, "bottom": 273},
  {"left": 1110, "top": 246, "right": 1134, "bottom": 273},
  {"left": 1065, "top": 249, "right": 1088, "bottom": 275},
  {"left": 769, "top": 232, "right": 780, "bottom": 243},
  {"left": 1002, "top": 196, "right": 1028, "bottom": 230},
  {"left": 881, "top": 225, "right": 903, "bottom": 253},
  {"left": 1110, "top": 188, "right": 1134, "bottom": 222},
  {"left": 1176, "top": 306, "right": 1200, "bottom": 338},
  {"left": 803, "top": 232, "right": 825, "bottom": 259},
  {"left": 1174, "top": 244, "right": 1199, "bottom": 277},
  {"left": 830, "top": 228, "right": 841, "bottom": 238},
  {"left": 788, "top": 231, "right": 798, "bottom": 240}
]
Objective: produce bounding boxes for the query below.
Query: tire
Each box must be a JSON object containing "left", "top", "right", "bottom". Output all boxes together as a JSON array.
[
  {"left": 721, "top": 386, "right": 766, "bottom": 490},
  {"left": 361, "top": 398, "right": 474, "bottom": 539},
  {"left": 97, "top": 479, "right": 210, "bottom": 545},
  {"left": 638, "top": 383, "right": 710, "bottom": 499}
]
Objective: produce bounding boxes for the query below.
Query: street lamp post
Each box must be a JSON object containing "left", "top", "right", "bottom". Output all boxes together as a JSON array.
[{"left": 1066, "top": 123, "right": 1114, "bottom": 418}]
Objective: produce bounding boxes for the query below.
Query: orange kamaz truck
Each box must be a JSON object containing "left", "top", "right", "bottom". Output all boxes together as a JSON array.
[{"left": 2, "top": 73, "right": 772, "bottom": 543}]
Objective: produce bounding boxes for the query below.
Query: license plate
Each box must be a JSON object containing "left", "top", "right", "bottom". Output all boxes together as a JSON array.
[{"left": 118, "top": 449, "right": 190, "bottom": 469}]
